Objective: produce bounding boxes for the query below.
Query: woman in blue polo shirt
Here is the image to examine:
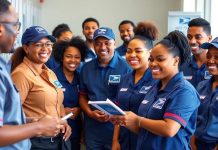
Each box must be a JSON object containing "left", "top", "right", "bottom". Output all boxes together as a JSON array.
[
  {"left": 111, "top": 30, "right": 200, "bottom": 150},
  {"left": 112, "top": 21, "right": 158, "bottom": 150},
  {"left": 53, "top": 36, "right": 88, "bottom": 150},
  {"left": 191, "top": 38, "right": 218, "bottom": 150}
]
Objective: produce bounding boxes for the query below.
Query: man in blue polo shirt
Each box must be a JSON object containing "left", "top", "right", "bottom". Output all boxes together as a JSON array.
[
  {"left": 79, "top": 27, "right": 131, "bottom": 150},
  {"left": 116, "top": 20, "right": 135, "bottom": 58},
  {"left": 192, "top": 38, "right": 218, "bottom": 150},
  {"left": 180, "top": 18, "right": 212, "bottom": 87}
]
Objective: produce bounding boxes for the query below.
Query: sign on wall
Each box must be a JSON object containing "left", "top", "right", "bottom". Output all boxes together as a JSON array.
[{"left": 168, "top": 11, "right": 201, "bottom": 35}]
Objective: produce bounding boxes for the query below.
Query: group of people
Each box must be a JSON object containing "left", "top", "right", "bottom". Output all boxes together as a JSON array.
[{"left": 1, "top": 0, "right": 218, "bottom": 150}]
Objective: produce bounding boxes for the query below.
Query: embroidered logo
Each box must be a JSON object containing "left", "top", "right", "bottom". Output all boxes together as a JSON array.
[
  {"left": 204, "top": 71, "right": 211, "bottom": 80},
  {"left": 153, "top": 98, "right": 167, "bottom": 109},
  {"left": 184, "top": 76, "right": 192, "bottom": 80},
  {"left": 120, "top": 88, "right": 128, "bottom": 91},
  {"left": 139, "top": 86, "right": 152, "bottom": 94},
  {"left": 142, "top": 99, "right": 149, "bottom": 104},
  {"left": 109, "top": 75, "right": 120, "bottom": 83},
  {"left": 200, "top": 95, "right": 206, "bottom": 100}
]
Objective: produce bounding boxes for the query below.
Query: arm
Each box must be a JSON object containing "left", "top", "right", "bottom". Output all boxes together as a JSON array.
[
  {"left": 190, "top": 135, "right": 197, "bottom": 150},
  {"left": 0, "top": 116, "right": 63, "bottom": 147},
  {"left": 112, "top": 125, "right": 121, "bottom": 150}
]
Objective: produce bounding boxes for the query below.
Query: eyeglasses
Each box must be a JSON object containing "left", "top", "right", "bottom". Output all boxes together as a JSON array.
[
  {"left": 0, "top": 21, "right": 21, "bottom": 31},
  {"left": 31, "top": 42, "right": 54, "bottom": 49}
]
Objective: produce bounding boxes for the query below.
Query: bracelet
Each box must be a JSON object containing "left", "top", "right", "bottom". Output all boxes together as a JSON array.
[{"left": 138, "top": 116, "right": 142, "bottom": 127}]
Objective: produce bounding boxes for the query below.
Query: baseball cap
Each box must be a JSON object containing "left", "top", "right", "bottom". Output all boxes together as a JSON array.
[
  {"left": 93, "top": 27, "right": 115, "bottom": 41},
  {"left": 201, "top": 37, "right": 218, "bottom": 49},
  {"left": 21, "top": 26, "right": 56, "bottom": 45}
]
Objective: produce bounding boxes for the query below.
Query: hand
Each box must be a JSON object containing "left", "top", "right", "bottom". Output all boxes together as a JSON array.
[
  {"left": 60, "top": 121, "right": 72, "bottom": 141},
  {"left": 123, "top": 111, "right": 140, "bottom": 128},
  {"left": 110, "top": 115, "right": 125, "bottom": 126},
  {"left": 90, "top": 110, "right": 109, "bottom": 122},
  {"left": 112, "top": 139, "right": 121, "bottom": 150},
  {"left": 71, "top": 107, "right": 80, "bottom": 119},
  {"left": 36, "top": 115, "right": 63, "bottom": 137}
]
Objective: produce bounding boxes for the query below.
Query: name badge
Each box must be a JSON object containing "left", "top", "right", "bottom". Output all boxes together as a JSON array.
[
  {"left": 120, "top": 88, "right": 128, "bottom": 91},
  {"left": 108, "top": 75, "right": 120, "bottom": 84},
  {"left": 142, "top": 99, "right": 149, "bottom": 104},
  {"left": 184, "top": 76, "right": 192, "bottom": 80},
  {"left": 153, "top": 98, "right": 167, "bottom": 109},
  {"left": 54, "top": 80, "right": 62, "bottom": 88},
  {"left": 204, "top": 71, "right": 211, "bottom": 80},
  {"left": 139, "top": 86, "right": 152, "bottom": 94}
]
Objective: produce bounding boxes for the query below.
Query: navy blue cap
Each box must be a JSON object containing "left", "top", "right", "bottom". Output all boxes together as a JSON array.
[
  {"left": 93, "top": 27, "right": 115, "bottom": 40},
  {"left": 201, "top": 37, "right": 218, "bottom": 49},
  {"left": 21, "top": 26, "right": 56, "bottom": 45}
]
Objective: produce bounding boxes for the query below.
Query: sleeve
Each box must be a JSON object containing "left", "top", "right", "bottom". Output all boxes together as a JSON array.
[
  {"left": 11, "top": 70, "right": 31, "bottom": 104},
  {"left": 163, "top": 88, "right": 200, "bottom": 127},
  {"left": 0, "top": 75, "right": 7, "bottom": 126},
  {"left": 79, "top": 67, "right": 88, "bottom": 95}
]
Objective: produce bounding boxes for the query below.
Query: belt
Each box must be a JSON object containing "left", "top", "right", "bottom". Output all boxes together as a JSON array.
[{"left": 31, "top": 134, "right": 62, "bottom": 143}]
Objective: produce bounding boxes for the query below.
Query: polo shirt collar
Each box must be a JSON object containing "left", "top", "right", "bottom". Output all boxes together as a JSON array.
[
  {"left": 190, "top": 55, "right": 206, "bottom": 69},
  {"left": 95, "top": 52, "right": 118, "bottom": 68},
  {"left": 55, "top": 65, "right": 78, "bottom": 84},
  {"left": 130, "top": 69, "right": 152, "bottom": 86},
  {"left": 158, "top": 72, "right": 184, "bottom": 92},
  {"left": 23, "top": 57, "right": 48, "bottom": 76}
]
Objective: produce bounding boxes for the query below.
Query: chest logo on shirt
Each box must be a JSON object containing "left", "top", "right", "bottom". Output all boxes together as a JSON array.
[
  {"left": 120, "top": 88, "right": 128, "bottom": 91},
  {"left": 139, "top": 86, "right": 152, "bottom": 94},
  {"left": 200, "top": 95, "right": 206, "bottom": 100},
  {"left": 152, "top": 98, "right": 167, "bottom": 109},
  {"left": 142, "top": 99, "right": 149, "bottom": 104},
  {"left": 109, "top": 75, "right": 121, "bottom": 84},
  {"left": 184, "top": 76, "right": 192, "bottom": 80},
  {"left": 53, "top": 80, "right": 63, "bottom": 88},
  {"left": 204, "top": 71, "right": 211, "bottom": 80}
]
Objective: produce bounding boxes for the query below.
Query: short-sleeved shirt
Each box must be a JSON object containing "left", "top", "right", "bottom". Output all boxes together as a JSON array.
[
  {"left": 79, "top": 52, "right": 131, "bottom": 144},
  {"left": 85, "top": 48, "right": 96, "bottom": 62},
  {"left": 54, "top": 66, "right": 81, "bottom": 139},
  {"left": 11, "top": 57, "right": 64, "bottom": 118},
  {"left": 46, "top": 55, "right": 60, "bottom": 71},
  {"left": 180, "top": 56, "right": 210, "bottom": 87},
  {"left": 195, "top": 77, "right": 218, "bottom": 142},
  {"left": 116, "top": 69, "right": 156, "bottom": 150},
  {"left": 116, "top": 43, "right": 127, "bottom": 59},
  {"left": 137, "top": 72, "right": 200, "bottom": 150},
  {"left": 0, "top": 56, "right": 30, "bottom": 150}
]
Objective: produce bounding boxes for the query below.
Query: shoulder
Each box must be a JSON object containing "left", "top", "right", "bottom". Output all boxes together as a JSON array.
[{"left": 196, "top": 79, "right": 210, "bottom": 91}]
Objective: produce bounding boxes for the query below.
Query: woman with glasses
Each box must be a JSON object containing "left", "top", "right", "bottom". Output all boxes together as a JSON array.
[
  {"left": 53, "top": 36, "right": 88, "bottom": 150},
  {"left": 11, "top": 26, "right": 71, "bottom": 150}
]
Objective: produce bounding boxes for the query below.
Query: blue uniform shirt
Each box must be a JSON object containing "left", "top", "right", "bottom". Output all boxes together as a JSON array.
[
  {"left": 79, "top": 52, "right": 131, "bottom": 144},
  {"left": 0, "top": 57, "right": 30, "bottom": 150},
  {"left": 46, "top": 55, "right": 60, "bottom": 71},
  {"left": 54, "top": 66, "right": 81, "bottom": 139},
  {"left": 180, "top": 55, "right": 210, "bottom": 87},
  {"left": 85, "top": 48, "right": 96, "bottom": 62},
  {"left": 116, "top": 43, "right": 127, "bottom": 59},
  {"left": 137, "top": 72, "right": 200, "bottom": 150},
  {"left": 195, "top": 77, "right": 218, "bottom": 142},
  {"left": 116, "top": 69, "right": 156, "bottom": 150}
]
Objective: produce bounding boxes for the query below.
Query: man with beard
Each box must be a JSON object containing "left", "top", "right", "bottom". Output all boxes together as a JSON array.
[
  {"left": 180, "top": 18, "right": 212, "bottom": 87},
  {"left": 116, "top": 20, "right": 135, "bottom": 58}
]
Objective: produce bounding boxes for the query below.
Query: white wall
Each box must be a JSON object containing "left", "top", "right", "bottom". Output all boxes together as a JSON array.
[{"left": 39, "top": 0, "right": 182, "bottom": 45}]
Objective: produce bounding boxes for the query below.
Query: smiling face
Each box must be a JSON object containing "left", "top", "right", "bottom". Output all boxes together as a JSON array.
[
  {"left": 206, "top": 46, "right": 218, "bottom": 76},
  {"left": 119, "top": 23, "right": 134, "bottom": 44},
  {"left": 126, "top": 39, "right": 149, "bottom": 70},
  {"left": 83, "top": 21, "right": 99, "bottom": 41},
  {"left": 94, "top": 37, "right": 115, "bottom": 65},
  {"left": 187, "top": 26, "right": 211, "bottom": 55},
  {"left": 23, "top": 38, "right": 52, "bottom": 65},
  {"left": 149, "top": 44, "right": 179, "bottom": 82},
  {"left": 62, "top": 46, "right": 81, "bottom": 73}
]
